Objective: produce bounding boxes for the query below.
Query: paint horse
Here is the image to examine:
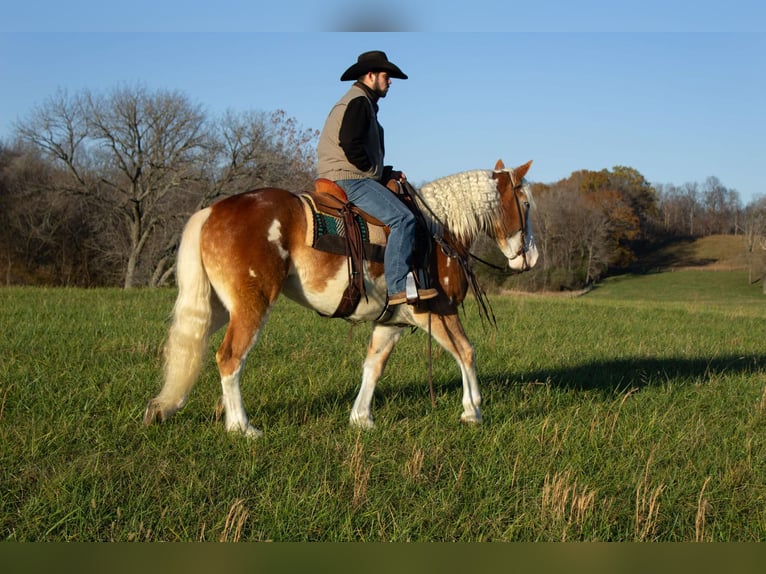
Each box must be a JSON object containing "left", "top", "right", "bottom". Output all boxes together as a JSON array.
[{"left": 144, "top": 159, "right": 538, "bottom": 437}]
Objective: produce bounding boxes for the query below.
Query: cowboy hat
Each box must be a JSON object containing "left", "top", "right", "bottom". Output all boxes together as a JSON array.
[{"left": 340, "top": 51, "right": 408, "bottom": 81}]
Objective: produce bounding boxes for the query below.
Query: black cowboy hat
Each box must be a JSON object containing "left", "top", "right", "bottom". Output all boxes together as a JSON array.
[{"left": 340, "top": 51, "right": 408, "bottom": 81}]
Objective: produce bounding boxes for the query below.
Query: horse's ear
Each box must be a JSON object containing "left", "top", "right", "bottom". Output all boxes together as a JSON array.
[
  {"left": 494, "top": 159, "right": 505, "bottom": 171},
  {"left": 513, "top": 160, "right": 533, "bottom": 180}
]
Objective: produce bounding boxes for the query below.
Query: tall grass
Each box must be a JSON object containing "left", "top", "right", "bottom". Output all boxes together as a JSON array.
[{"left": 1, "top": 271, "right": 764, "bottom": 541}]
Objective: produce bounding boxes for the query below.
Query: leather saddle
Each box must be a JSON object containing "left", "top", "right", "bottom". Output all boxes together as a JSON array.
[
  {"left": 302, "top": 178, "right": 433, "bottom": 318},
  {"left": 312, "top": 178, "right": 388, "bottom": 227}
]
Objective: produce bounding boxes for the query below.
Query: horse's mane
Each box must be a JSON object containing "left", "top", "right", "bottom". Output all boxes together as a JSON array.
[{"left": 415, "top": 170, "right": 500, "bottom": 244}]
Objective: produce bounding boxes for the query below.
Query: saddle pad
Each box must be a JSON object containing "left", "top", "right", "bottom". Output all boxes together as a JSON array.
[{"left": 300, "top": 194, "right": 386, "bottom": 262}]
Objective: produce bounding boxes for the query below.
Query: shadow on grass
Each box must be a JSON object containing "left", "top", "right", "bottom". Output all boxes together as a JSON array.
[
  {"left": 156, "top": 352, "right": 765, "bottom": 431},
  {"left": 235, "top": 353, "right": 765, "bottom": 428},
  {"left": 481, "top": 353, "right": 766, "bottom": 394},
  {"left": 627, "top": 236, "right": 717, "bottom": 274}
]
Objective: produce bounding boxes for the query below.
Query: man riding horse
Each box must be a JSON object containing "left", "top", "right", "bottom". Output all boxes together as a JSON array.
[
  {"left": 317, "top": 50, "right": 437, "bottom": 306},
  {"left": 142, "top": 50, "right": 538, "bottom": 437}
]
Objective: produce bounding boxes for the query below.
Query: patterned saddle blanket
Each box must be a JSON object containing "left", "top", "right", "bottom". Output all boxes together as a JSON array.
[{"left": 299, "top": 192, "right": 387, "bottom": 262}]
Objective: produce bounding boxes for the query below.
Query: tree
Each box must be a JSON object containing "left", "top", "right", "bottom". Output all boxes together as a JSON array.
[
  {"left": 15, "top": 86, "right": 319, "bottom": 288},
  {"left": 208, "top": 109, "right": 317, "bottom": 195},
  {"left": 13, "top": 86, "right": 200, "bottom": 287},
  {"left": 610, "top": 166, "right": 658, "bottom": 226},
  {"left": 742, "top": 196, "right": 766, "bottom": 285},
  {"left": 514, "top": 166, "right": 658, "bottom": 290},
  {"left": 83, "top": 86, "right": 208, "bottom": 288},
  {"left": 583, "top": 187, "right": 639, "bottom": 268},
  {"left": 0, "top": 140, "right": 100, "bottom": 285},
  {"left": 147, "top": 109, "right": 318, "bottom": 286},
  {"left": 699, "top": 176, "right": 741, "bottom": 236},
  {"left": 528, "top": 184, "right": 611, "bottom": 289},
  {"left": 557, "top": 168, "right": 649, "bottom": 267}
]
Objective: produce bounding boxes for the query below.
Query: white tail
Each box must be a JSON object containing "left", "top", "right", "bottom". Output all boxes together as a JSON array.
[{"left": 144, "top": 207, "right": 213, "bottom": 424}]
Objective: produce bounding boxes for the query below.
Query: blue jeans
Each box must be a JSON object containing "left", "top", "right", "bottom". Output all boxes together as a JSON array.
[{"left": 337, "top": 178, "right": 415, "bottom": 295}]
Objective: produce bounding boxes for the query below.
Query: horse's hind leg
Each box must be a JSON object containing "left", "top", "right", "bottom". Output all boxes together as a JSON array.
[
  {"left": 350, "top": 323, "right": 403, "bottom": 429},
  {"left": 215, "top": 305, "right": 272, "bottom": 438}
]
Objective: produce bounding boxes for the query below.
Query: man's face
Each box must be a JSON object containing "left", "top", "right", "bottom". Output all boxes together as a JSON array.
[{"left": 370, "top": 72, "right": 391, "bottom": 97}]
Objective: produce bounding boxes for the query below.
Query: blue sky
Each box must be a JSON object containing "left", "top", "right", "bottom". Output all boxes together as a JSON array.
[{"left": 2, "top": 2, "right": 764, "bottom": 202}]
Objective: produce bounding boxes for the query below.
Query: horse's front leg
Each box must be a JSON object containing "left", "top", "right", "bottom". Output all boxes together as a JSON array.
[
  {"left": 350, "top": 323, "right": 403, "bottom": 429},
  {"left": 422, "top": 312, "right": 482, "bottom": 424}
]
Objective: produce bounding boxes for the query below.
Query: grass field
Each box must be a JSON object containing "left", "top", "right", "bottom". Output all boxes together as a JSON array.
[{"left": 1, "top": 268, "right": 765, "bottom": 541}]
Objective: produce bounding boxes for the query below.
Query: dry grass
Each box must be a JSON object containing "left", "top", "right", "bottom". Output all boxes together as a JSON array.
[
  {"left": 695, "top": 476, "right": 713, "bottom": 542},
  {"left": 634, "top": 450, "right": 665, "bottom": 541},
  {"left": 220, "top": 499, "right": 249, "bottom": 542},
  {"left": 348, "top": 434, "right": 371, "bottom": 509},
  {"left": 403, "top": 446, "right": 425, "bottom": 482},
  {"left": 541, "top": 470, "right": 598, "bottom": 541}
]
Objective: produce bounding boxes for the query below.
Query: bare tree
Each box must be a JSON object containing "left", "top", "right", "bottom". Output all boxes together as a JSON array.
[
  {"left": 0, "top": 140, "right": 102, "bottom": 285},
  {"left": 742, "top": 196, "right": 766, "bottom": 285},
  {"left": 14, "top": 90, "right": 93, "bottom": 188},
  {"left": 15, "top": 87, "right": 319, "bottom": 288},
  {"left": 681, "top": 182, "right": 700, "bottom": 236},
  {"left": 82, "top": 86, "right": 208, "bottom": 287},
  {"left": 532, "top": 186, "right": 612, "bottom": 289},
  {"left": 136, "top": 106, "right": 317, "bottom": 286},
  {"left": 18, "top": 86, "right": 213, "bottom": 287},
  {"left": 699, "top": 176, "right": 741, "bottom": 236},
  {"left": 210, "top": 109, "right": 318, "bottom": 193},
  {"left": 137, "top": 109, "right": 319, "bottom": 286}
]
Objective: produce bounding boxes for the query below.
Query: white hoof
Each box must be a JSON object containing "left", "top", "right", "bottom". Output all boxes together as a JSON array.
[
  {"left": 227, "top": 422, "right": 263, "bottom": 438},
  {"left": 349, "top": 413, "right": 375, "bottom": 430},
  {"left": 460, "top": 410, "right": 482, "bottom": 424},
  {"left": 243, "top": 425, "right": 264, "bottom": 439}
]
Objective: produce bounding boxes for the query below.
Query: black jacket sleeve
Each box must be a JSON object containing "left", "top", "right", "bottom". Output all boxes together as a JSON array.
[{"left": 338, "top": 96, "right": 374, "bottom": 172}]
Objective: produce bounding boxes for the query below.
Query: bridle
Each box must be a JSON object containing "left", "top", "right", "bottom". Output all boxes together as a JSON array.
[
  {"left": 471, "top": 170, "right": 532, "bottom": 274},
  {"left": 507, "top": 170, "right": 532, "bottom": 270}
]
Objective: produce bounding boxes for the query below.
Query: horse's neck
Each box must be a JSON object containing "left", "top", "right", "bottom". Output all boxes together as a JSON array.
[{"left": 417, "top": 170, "right": 498, "bottom": 244}]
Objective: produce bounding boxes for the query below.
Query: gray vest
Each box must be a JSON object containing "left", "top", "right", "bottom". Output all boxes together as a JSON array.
[{"left": 317, "top": 84, "right": 383, "bottom": 181}]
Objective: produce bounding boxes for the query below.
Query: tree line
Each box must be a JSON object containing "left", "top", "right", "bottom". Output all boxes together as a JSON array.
[
  {"left": 1, "top": 86, "right": 318, "bottom": 287},
  {"left": 481, "top": 167, "right": 764, "bottom": 291},
  {"left": 2, "top": 85, "right": 764, "bottom": 290}
]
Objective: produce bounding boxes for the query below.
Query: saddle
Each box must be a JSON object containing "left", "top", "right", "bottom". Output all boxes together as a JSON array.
[{"left": 300, "top": 178, "right": 433, "bottom": 318}]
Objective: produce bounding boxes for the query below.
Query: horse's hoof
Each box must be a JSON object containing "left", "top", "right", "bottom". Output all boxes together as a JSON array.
[
  {"left": 227, "top": 423, "right": 263, "bottom": 439},
  {"left": 243, "top": 425, "right": 264, "bottom": 439},
  {"left": 349, "top": 414, "right": 375, "bottom": 430},
  {"left": 460, "top": 411, "right": 482, "bottom": 425},
  {"left": 143, "top": 400, "right": 164, "bottom": 425}
]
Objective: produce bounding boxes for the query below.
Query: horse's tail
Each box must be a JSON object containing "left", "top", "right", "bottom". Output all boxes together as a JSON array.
[{"left": 144, "top": 207, "right": 213, "bottom": 425}]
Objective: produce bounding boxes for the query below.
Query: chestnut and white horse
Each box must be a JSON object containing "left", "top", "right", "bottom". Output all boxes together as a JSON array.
[{"left": 144, "top": 159, "right": 537, "bottom": 437}]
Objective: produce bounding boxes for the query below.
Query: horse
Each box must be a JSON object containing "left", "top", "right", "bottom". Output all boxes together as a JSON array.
[{"left": 143, "top": 159, "right": 538, "bottom": 437}]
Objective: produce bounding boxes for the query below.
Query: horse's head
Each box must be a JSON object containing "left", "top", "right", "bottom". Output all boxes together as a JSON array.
[{"left": 492, "top": 159, "right": 539, "bottom": 272}]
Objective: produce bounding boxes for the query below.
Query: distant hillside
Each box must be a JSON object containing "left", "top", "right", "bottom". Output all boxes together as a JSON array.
[
  {"left": 639, "top": 235, "right": 763, "bottom": 272},
  {"left": 587, "top": 235, "right": 766, "bottom": 303},
  {"left": 493, "top": 234, "right": 765, "bottom": 295}
]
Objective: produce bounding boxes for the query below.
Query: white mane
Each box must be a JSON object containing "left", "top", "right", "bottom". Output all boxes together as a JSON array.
[{"left": 415, "top": 170, "right": 500, "bottom": 243}]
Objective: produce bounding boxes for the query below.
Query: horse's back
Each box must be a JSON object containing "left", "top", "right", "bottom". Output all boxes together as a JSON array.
[{"left": 207, "top": 187, "right": 304, "bottom": 231}]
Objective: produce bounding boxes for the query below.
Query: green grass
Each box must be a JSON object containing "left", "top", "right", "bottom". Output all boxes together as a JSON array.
[
  {"left": 1, "top": 271, "right": 765, "bottom": 541},
  {"left": 590, "top": 269, "right": 764, "bottom": 308}
]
